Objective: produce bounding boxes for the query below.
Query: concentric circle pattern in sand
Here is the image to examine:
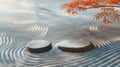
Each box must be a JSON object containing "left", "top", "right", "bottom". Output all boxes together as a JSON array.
[{"left": 0, "top": 11, "right": 120, "bottom": 67}]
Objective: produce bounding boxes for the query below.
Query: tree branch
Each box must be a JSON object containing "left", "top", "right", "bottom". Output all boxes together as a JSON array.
[
  {"left": 84, "top": 5, "right": 120, "bottom": 9},
  {"left": 100, "top": 5, "right": 120, "bottom": 7}
]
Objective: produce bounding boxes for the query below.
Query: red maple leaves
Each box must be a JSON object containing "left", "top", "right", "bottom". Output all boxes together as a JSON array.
[
  {"left": 95, "top": 7, "right": 120, "bottom": 24},
  {"left": 61, "top": 0, "right": 120, "bottom": 24}
]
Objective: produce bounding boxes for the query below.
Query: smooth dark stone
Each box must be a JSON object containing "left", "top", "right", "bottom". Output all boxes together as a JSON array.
[
  {"left": 25, "top": 40, "right": 52, "bottom": 53},
  {"left": 57, "top": 39, "right": 94, "bottom": 53}
]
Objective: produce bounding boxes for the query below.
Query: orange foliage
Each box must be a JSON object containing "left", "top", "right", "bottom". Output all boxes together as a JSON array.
[
  {"left": 95, "top": 7, "right": 120, "bottom": 24},
  {"left": 69, "top": 1, "right": 78, "bottom": 8},
  {"left": 61, "top": 0, "right": 120, "bottom": 24},
  {"left": 108, "top": 0, "right": 120, "bottom": 4}
]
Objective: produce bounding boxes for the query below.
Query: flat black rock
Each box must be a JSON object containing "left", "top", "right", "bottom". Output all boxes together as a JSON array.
[
  {"left": 56, "top": 39, "right": 94, "bottom": 53},
  {"left": 25, "top": 40, "right": 52, "bottom": 53}
]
